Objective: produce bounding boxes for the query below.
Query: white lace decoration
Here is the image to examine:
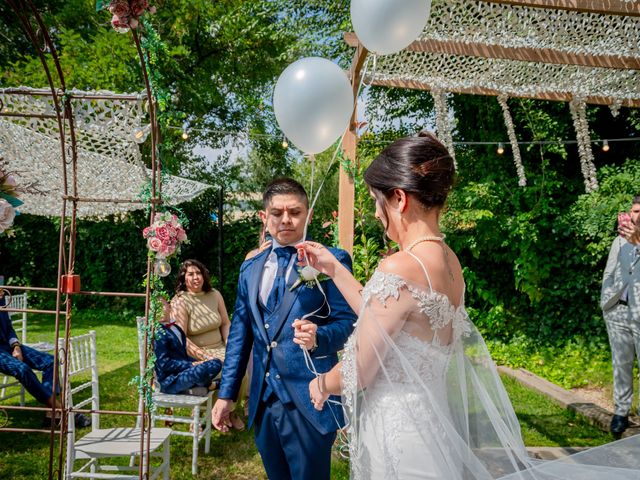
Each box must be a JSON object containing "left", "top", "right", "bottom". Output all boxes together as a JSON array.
[
  {"left": 0, "top": 88, "right": 211, "bottom": 217},
  {"left": 569, "top": 97, "right": 599, "bottom": 192},
  {"left": 497, "top": 95, "right": 526, "bottom": 187},
  {"left": 431, "top": 88, "right": 457, "bottom": 168}
]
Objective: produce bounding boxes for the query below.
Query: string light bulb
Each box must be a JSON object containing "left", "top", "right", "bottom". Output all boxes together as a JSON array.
[
  {"left": 181, "top": 129, "right": 189, "bottom": 140},
  {"left": 602, "top": 139, "right": 610, "bottom": 152},
  {"left": 131, "top": 124, "right": 151, "bottom": 144},
  {"left": 282, "top": 137, "right": 289, "bottom": 149},
  {"left": 497, "top": 142, "right": 505, "bottom": 155}
]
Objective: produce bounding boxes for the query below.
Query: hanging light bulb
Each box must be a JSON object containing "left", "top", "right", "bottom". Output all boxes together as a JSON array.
[
  {"left": 154, "top": 258, "right": 171, "bottom": 277},
  {"left": 181, "top": 129, "right": 189, "bottom": 140},
  {"left": 497, "top": 142, "right": 505, "bottom": 155},
  {"left": 602, "top": 139, "right": 610, "bottom": 152},
  {"left": 282, "top": 137, "right": 289, "bottom": 149},
  {"left": 131, "top": 124, "right": 151, "bottom": 144}
]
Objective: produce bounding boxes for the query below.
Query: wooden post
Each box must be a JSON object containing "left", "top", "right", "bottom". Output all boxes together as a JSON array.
[{"left": 338, "top": 42, "right": 368, "bottom": 256}]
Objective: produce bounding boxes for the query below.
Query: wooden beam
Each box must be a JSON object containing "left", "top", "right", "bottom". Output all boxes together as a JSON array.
[
  {"left": 480, "top": 0, "right": 640, "bottom": 17},
  {"left": 339, "top": 42, "right": 368, "bottom": 256},
  {"left": 343, "top": 32, "right": 640, "bottom": 70},
  {"left": 367, "top": 77, "right": 640, "bottom": 108}
]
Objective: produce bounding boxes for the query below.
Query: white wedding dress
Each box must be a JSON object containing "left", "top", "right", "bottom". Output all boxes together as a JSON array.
[{"left": 341, "top": 255, "right": 640, "bottom": 480}]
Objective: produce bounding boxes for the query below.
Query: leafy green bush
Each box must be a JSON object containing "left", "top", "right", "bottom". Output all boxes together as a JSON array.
[{"left": 487, "top": 336, "right": 612, "bottom": 389}]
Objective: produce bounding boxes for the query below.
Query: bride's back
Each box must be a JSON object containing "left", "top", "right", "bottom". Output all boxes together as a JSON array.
[{"left": 378, "top": 242, "right": 465, "bottom": 346}]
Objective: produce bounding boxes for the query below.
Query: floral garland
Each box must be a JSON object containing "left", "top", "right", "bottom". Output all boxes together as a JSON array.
[
  {"left": 431, "top": 88, "right": 456, "bottom": 168},
  {"left": 609, "top": 98, "right": 623, "bottom": 118},
  {"left": 497, "top": 96, "right": 526, "bottom": 187},
  {"left": 569, "top": 97, "right": 598, "bottom": 192},
  {"left": 97, "top": 0, "right": 167, "bottom": 411}
]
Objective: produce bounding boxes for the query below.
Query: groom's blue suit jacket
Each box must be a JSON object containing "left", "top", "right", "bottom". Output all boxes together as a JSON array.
[{"left": 219, "top": 246, "right": 356, "bottom": 435}]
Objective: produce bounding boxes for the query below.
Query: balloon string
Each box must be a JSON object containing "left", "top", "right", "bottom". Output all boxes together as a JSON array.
[
  {"left": 362, "top": 54, "right": 377, "bottom": 87},
  {"left": 297, "top": 54, "right": 372, "bottom": 434},
  {"left": 302, "top": 54, "right": 372, "bottom": 242},
  {"left": 309, "top": 153, "right": 316, "bottom": 202}
]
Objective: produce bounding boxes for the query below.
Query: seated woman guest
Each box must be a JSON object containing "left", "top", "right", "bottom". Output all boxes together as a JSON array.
[{"left": 171, "top": 259, "right": 245, "bottom": 429}]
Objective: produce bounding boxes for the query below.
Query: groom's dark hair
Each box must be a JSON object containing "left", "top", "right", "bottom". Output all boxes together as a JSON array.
[{"left": 262, "top": 177, "right": 309, "bottom": 208}]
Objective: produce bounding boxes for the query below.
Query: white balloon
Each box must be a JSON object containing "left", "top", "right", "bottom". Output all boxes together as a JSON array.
[
  {"left": 351, "top": 0, "right": 431, "bottom": 55},
  {"left": 273, "top": 57, "right": 354, "bottom": 154}
]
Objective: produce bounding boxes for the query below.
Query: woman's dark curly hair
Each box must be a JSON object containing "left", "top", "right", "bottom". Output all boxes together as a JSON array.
[{"left": 175, "top": 259, "right": 212, "bottom": 294}]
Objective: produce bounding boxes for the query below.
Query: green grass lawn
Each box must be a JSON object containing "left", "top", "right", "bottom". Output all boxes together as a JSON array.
[{"left": 0, "top": 309, "right": 613, "bottom": 479}]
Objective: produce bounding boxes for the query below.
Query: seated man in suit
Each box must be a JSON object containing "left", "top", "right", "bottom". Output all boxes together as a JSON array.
[
  {"left": 154, "top": 299, "right": 223, "bottom": 396},
  {"left": 0, "top": 294, "right": 90, "bottom": 427}
]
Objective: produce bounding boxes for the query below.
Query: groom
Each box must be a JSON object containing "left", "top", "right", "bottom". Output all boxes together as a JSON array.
[{"left": 212, "top": 178, "right": 356, "bottom": 479}]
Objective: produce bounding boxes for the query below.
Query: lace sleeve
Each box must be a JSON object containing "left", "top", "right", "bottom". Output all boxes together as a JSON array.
[{"left": 344, "top": 271, "right": 417, "bottom": 391}]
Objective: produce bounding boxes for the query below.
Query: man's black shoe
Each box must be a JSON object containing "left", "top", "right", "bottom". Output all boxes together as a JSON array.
[
  {"left": 42, "top": 413, "right": 91, "bottom": 429},
  {"left": 610, "top": 414, "right": 629, "bottom": 437},
  {"left": 74, "top": 413, "right": 92, "bottom": 428}
]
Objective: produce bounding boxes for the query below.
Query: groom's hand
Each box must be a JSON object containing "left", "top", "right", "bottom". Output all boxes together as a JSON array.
[
  {"left": 292, "top": 319, "right": 318, "bottom": 351},
  {"left": 212, "top": 398, "right": 234, "bottom": 432}
]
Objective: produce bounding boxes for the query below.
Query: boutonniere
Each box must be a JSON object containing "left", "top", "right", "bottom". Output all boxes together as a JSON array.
[{"left": 290, "top": 266, "right": 330, "bottom": 291}]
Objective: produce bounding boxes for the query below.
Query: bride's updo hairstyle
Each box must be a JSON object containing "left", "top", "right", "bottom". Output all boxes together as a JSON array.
[{"left": 364, "top": 131, "right": 455, "bottom": 228}]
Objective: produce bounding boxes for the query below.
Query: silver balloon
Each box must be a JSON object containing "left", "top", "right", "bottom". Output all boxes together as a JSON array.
[
  {"left": 273, "top": 57, "right": 354, "bottom": 154},
  {"left": 154, "top": 258, "right": 171, "bottom": 277},
  {"left": 351, "top": 0, "right": 431, "bottom": 55}
]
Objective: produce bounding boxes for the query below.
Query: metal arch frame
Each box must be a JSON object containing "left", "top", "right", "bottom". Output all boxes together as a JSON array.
[{"left": 1, "top": 2, "right": 161, "bottom": 479}]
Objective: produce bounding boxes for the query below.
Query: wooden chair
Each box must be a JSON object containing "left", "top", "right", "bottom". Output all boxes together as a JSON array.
[
  {"left": 136, "top": 317, "right": 213, "bottom": 475},
  {"left": 63, "top": 330, "right": 171, "bottom": 480}
]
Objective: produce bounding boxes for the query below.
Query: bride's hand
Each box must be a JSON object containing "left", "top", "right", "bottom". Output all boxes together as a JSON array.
[
  {"left": 309, "top": 374, "right": 330, "bottom": 411},
  {"left": 296, "top": 241, "right": 339, "bottom": 277}
]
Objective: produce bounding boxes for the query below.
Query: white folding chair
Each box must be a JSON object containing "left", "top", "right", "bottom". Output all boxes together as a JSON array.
[
  {"left": 0, "top": 292, "right": 28, "bottom": 405},
  {"left": 63, "top": 330, "right": 171, "bottom": 480},
  {"left": 136, "top": 317, "right": 213, "bottom": 475}
]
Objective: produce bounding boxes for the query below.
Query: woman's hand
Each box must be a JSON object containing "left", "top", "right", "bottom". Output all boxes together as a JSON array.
[
  {"left": 309, "top": 374, "right": 330, "bottom": 411},
  {"left": 620, "top": 222, "right": 640, "bottom": 245},
  {"left": 296, "top": 241, "right": 339, "bottom": 278}
]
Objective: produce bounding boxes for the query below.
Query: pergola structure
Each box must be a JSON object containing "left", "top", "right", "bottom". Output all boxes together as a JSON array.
[{"left": 338, "top": 0, "right": 640, "bottom": 253}]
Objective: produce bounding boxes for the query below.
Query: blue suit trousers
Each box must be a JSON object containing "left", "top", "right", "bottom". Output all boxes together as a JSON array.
[
  {"left": 254, "top": 395, "right": 336, "bottom": 480},
  {"left": 160, "top": 359, "right": 221, "bottom": 395},
  {"left": 0, "top": 344, "right": 56, "bottom": 404}
]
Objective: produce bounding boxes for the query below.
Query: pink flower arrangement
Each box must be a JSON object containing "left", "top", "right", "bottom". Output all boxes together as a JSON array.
[
  {"left": 107, "top": 0, "right": 156, "bottom": 33},
  {"left": 142, "top": 212, "right": 188, "bottom": 259}
]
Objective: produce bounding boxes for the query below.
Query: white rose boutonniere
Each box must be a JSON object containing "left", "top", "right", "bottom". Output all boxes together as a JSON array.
[{"left": 290, "top": 265, "right": 330, "bottom": 291}]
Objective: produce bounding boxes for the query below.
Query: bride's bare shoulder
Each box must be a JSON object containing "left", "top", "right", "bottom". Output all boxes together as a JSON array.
[{"left": 378, "top": 252, "right": 428, "bottom": 286}]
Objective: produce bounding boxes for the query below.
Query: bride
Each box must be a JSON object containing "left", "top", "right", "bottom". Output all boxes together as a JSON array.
[{"left": 297, "top": 132, "right": 640, "bottom": 479}]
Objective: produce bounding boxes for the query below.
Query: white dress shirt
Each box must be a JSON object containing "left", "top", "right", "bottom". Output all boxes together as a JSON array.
[
  {"left": 168, "top": 324, "right": 183, "bottom": 345},
  {"left": 259, "top": 238, "right": 300, "bottom": 305}
]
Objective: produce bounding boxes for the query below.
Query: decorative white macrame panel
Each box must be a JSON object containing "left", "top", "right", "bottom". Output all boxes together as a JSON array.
[
  {"left": 366, "top": 0, "right": 640, "bottom": 102},
  {"left": 426, "top": 0, "right": 640, "bottom": 58},
  {"left": 0, "top": 88, "right": 210, "bottom": 218}
]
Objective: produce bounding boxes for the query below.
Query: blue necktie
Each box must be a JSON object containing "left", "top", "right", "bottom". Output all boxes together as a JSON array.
[{"left": 267, "top": 246, "right": 296, "bottom": 312}]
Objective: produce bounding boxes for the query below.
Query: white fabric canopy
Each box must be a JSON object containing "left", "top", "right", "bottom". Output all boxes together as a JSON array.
[
  {"left": 364, "top": 0, "right": 640, "bottom": 104},
  {"left": 0, "top": 88, "right": 211, "bottom": 218}
]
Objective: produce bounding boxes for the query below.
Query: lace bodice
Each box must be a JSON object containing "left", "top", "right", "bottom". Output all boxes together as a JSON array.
[{"left": 342, "top": 269, "right": 472, "bottom": 479}]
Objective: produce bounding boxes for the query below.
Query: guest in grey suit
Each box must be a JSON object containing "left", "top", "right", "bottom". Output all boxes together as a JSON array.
[{"left": 601, "top": 195, "right": 640, "bottom": 436}]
